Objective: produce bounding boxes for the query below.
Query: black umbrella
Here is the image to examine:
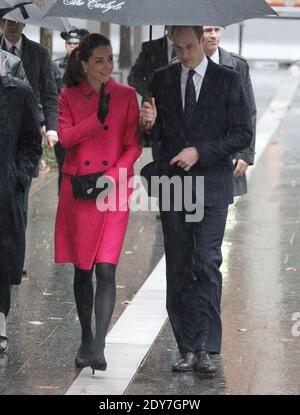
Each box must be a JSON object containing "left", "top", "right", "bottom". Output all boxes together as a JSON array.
[
  {"left": 44, "top": 0, "right": 277, "bottom": 26},
  {"left": 0, "top": 1, "right": 31, "bottom": 18}
]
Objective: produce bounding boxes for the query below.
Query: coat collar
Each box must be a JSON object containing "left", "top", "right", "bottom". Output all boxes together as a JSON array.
[
  {"left": 79, "top": 76, "right": 117, "bottom": 98},
  {"left": 218, "top": 47, "right": 234, "bottom": 68}
]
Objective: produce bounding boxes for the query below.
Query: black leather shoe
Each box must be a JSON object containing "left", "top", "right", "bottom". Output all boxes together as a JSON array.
[
  {"left": 172, "top": 352, "right": 195, "bottom": 372},
  {"left": 74, "top": 344, "right": 92, "bottom": 368},
  {"left": 194, "top": 351, "right": 216, "bottom": 374}
]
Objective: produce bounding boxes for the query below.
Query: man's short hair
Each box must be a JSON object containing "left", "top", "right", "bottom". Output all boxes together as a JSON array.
[{"left": 171, "top": 26, "right": 204, "bottom": 39}]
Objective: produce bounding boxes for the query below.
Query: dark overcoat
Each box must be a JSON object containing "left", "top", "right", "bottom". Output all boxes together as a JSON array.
[
  {"left": 219, "top": 47, "right": 257, "bottom": 196},
  {"left": 0, "top": 34, "right": 58, "bottom": 130},
  {"left": 0, "top": 75, "right": 42, "bottom": 285}
]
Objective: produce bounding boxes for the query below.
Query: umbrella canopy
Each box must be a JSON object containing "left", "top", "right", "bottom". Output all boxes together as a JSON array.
[
  {"left": 44, "top": 0, "right": 277, "bottom": 26},
  {"left": 0, "top": 0, "right": 30, "bottom": 6},
  {"left": 0, "top": 1, "right": 31, "bottom": 17},
  {"left": 3, "top": 3, "right": 73, "bottom": 31}
]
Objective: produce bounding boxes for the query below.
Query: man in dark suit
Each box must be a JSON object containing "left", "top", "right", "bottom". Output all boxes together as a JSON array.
[
  {"left": 128, "top": 26, "right": 175, "bottom": 100},
  {"left": 202, "top": 26, "right": 257, "bottom": 197},
  {"left": 0, "top": 19, "right": 58, "bottom": 145},
  {"left": 149, "top": 26, "right": 252, "bottom": 373},
  {"left": 0, "top": 18, "right": 58, "bottom": 274}
]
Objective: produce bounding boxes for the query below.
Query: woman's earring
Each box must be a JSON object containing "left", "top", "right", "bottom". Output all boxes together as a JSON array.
[{"left": 83, "top": 67, "right": 87, "bottom": 74}]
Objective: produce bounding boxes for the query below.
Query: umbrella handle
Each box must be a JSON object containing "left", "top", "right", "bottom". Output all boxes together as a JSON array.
[{"left": 145, "top": 96, "right": 154, "bottom": 131}]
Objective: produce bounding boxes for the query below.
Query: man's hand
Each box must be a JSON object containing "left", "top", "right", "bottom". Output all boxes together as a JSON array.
[
  {"left": 139, "top": 98, "right": 157, "bottom": 131},
  {"left": 40, "top": 126, "right": 58, "bottom": 148},
  {"left": 233, "top": 159, "right": 249, "bottom": 177},
  {"left": 170, "top": 147, "right": 199, "bottom": 171},
  {"left": 46, "top": 134, "right": 58, "bottom": 148}
]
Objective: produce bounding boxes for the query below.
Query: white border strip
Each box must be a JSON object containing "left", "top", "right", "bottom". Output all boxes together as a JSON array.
[{"left": 66, "top": 68, "right": 300, "bottom": 395}]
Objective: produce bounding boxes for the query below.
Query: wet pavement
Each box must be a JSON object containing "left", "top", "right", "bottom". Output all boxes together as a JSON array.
[{"left": 1, "top": 66, "right": 300, "bottom": 395}]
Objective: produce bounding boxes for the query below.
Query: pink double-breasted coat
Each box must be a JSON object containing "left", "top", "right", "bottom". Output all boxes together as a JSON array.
[{"left": 55, "top": 78, "right": 142, "bottom": 269}]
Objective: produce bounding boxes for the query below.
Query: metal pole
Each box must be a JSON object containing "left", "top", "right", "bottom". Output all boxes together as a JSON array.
[{"left": 239, "top": 23, "right": 244, "bottom": 56}]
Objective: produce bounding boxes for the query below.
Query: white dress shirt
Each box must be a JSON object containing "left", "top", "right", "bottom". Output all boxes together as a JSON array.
[
  {"left": 210, "top": 48, "right": 220, "bottom": 64},
  {"left": 4, "top": 36, "right": 22, "bottom": 58},
  {"left": 181, "top": 56, "right": 208, "bottom": 110}
]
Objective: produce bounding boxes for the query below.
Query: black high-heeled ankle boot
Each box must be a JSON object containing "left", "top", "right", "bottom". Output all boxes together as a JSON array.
[
  {"left": 91, "top": 341, "right": 107, "bottom": 374},
  {"left": 74, "top": 343, "right": 92, "bottom": 368}
]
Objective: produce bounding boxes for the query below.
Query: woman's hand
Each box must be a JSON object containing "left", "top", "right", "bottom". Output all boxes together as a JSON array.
[{"left": 139, "top": 98, "right": 157, "bottom": 131}]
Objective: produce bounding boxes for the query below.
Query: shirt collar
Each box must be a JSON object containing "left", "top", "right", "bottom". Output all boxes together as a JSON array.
[
  {"left": 4, "top": 36, "right": 22, "bottom": 54},
  {"left": 210, "top": 48, "right": 220, "bottom": 64},
  {"left": 181, "top": 55, "right": 208, "bottom": 78}
]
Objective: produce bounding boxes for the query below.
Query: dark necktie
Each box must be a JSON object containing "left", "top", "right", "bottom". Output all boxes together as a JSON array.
[
  {"left": 184, "top": 69, "right": 196, "bottom": 129},
  {"left": 10, "top": 46, "right": 17, "bottom": 55}
]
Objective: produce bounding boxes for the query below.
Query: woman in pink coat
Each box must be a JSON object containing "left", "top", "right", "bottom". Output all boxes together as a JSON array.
[{"left": 55, "top": 33, "right": 155, "bottom": 374}]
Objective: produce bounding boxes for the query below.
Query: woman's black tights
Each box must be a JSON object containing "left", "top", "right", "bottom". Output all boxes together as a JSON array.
[{"left": 74, "top": 263, "right": 116, "bottom": 353}]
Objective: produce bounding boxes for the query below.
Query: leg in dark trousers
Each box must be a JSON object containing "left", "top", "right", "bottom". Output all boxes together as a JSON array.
[
  {"left": 192, "top": 205, "right": 228, "bottom": 354},
  {"left": 160, "top": 210, "right": 195, "bottom": 354},
  {"left": 0, "top": 260, "right": 11, "bottom": 353},
  {"left": 73, "top": 266, "right": 94, "bottom": 367},
  {"left": 0, "top": 274, "right": 10, "bottom": 318},
  {"left": 22, "top": 177, "right": 32, "bottom": 229},
  {"left": 92, "top": 262, "right": 116, "bottom": 372}
]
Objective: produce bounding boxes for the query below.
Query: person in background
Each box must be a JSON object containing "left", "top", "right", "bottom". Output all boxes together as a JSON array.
[
  {"left": 53, "top": 28, "right": 89, "bottom": 94},
  {"left": 0, "top": 74, "right": 42, "bottom": 355},
  {"left": 0, "top": 18, "right": 58, "bottom": 274},
  {"left": 202, "top": 26, "right": 257, "bottom": 197},
  {"left": 128, "top": 26, "right": 175, "bottom": 101},
  {"left": 55, "top": 33, "right": 156, "bottom": 374},
  {"left": 52, "top": 28, "right": 89, "bottom": 193}
]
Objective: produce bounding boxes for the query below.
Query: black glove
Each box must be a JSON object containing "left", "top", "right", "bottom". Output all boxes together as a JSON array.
[{"left": 97, "top": 83, "right": 111, "bottom": 125}]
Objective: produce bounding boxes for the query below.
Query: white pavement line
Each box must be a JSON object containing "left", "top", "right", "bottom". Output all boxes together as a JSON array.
[
  {"left": 66, "top": 257, "right": 167, "bottom": 395},
  {"left": 66, "top": 68, "right": 300, "bottom": 396},
  {"left": 246, "top": 70, "right": 300, "bottom": 182}
]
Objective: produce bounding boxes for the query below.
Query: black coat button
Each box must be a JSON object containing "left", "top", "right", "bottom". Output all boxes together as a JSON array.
[
  {"left": 103, "top": 125, "right": 108, "bottom": 131},
  {"left": 102, "top": 160, "right": 108, "bottom": 166},
  {"left": 85, "top": 160, "right": 90, "bottom": 166}
]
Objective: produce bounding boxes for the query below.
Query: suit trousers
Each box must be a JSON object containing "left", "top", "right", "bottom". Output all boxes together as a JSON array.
[
  {"left": 19, "top": 178, "right": 32, "bottom": 229},
  {"left": 160, "top": 204, "right": 228, "bottom": 354},
  {"left": 0, "top": 271, "right": 10, "bottom": 317}
]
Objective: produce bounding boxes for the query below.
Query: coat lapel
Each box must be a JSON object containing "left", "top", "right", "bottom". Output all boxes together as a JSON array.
[{"left": 218, "top": 47, "right": 234, "bottom": 69}]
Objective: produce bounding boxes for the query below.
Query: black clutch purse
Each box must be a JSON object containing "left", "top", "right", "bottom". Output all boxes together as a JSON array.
[{"left": 71, "top": 172, "right": 109, "bottom": 200}]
